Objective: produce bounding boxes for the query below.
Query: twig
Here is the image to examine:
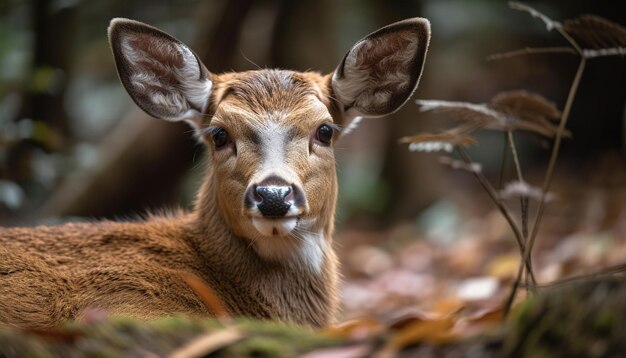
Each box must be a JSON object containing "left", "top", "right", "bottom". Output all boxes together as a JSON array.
[
  {"left": 537, "top": 262, "right": 626, "bottom": 289},
  {"left": 498, "top": 132, "right": 509, "bottom": 189},
  {"left": 456, "top": 147, "right": 536, "bottom": 284},
  {"left": 525, "top": 57, "right": 587, "bottom": 291},
  {"left": 487, "top": 46, "right": 577, "bottom": 61},
  {"left": 504, "top": 260, "right": 525, "bottom": 318},
  {"left": 506, "top": 132, "right": 529, "bottom": 243},
  {"left": 502, "top": 131, "right": 532, "bottom": 316},
  {"left": 507, "top": 132, "right": 524, "bottom": 183}
]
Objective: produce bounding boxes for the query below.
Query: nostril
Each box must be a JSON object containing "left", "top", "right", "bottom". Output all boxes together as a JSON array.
[
  {"left": 252, "top": 184, "right": 262, "bottom": 202},
  {"left": 255, "top": 186, "right": 291, "bottom": 202},
  {"left": 284, "top": 186, "right": 294, "bottom": 203},
  {"left": 255, "top": 186, "right": 292, "bottom": 217}
]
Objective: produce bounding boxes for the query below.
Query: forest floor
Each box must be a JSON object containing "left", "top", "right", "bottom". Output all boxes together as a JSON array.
[{"left": 2, "top": 165, "right": 626, "bottom": 357}]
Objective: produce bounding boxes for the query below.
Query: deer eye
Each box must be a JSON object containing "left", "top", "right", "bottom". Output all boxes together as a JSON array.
[
  {"left": 212, "top": 128, "right": 230, "bottom": 149},
  {"left": 316, "top": 124, "right": 333, "bottom": 146}
]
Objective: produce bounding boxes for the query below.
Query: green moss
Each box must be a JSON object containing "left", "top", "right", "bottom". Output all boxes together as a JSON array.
[{"left": 228, "top": 336, "right": 294, "bottom": 358}]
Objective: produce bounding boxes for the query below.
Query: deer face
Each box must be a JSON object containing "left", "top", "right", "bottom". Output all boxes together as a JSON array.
[
  {"left": 204, "top": 70, "right": 340, "bottom": 257},
  {"left": 108, "top": 18, "right": 430, "bottom": 267}
]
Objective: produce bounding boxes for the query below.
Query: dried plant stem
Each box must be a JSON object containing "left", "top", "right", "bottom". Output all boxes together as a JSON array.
[
  {"left": 488, "top": 46, "right": 577, "bottom": 61},
  {"left": 502, "top": 132, "right": 530, "bottom": 239},
  {"left": 507, "top": 131, "right": 524, "bottom": 183},
  {"left": 503, "top": 131, "right": 532, "bottom": 316},
  {"left": 525, "top": 57, "right": 587, "bottom": 291},
  {"left": 499, "top": 132, "right": 509, "bottom": 188},
  {"left": 456, "top": 147, "right": 536, "bottom": 285},
  {"left": 504, "top": 259, "right": 525, "bottom": 317},
  {"left": 537, "top": 262, "right": 626, "bottom": 289}
]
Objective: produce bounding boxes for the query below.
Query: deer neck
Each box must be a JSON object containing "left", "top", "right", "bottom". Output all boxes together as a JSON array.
[
  {"left": 189, "top": 168, "right": 336, "bottom": 279},
  {"left": 187, "top": 170, "right": 338, "bottom": 325}
]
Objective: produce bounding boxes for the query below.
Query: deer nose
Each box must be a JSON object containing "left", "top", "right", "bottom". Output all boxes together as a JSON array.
[{"left": 254, "top": 185, "right": 292, "bottom": 217}]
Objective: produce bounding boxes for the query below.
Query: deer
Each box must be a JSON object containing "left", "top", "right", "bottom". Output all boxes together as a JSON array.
[{"left": 0, "top": 17, "right": 430, "bottom": 329}]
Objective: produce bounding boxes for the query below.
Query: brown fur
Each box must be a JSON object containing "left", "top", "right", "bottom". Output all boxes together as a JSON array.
[
  {"left": 0, "top": 71, "right": 340, "bottom": 330},
  {"left": 0, "top": 17, "right": 430, "bottom": 330}
]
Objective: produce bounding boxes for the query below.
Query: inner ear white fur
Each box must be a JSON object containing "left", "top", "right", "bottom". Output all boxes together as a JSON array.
[
  {"left": 109, "top": 18, "right": 212, "bottom": 124},
  {"left": 331, "top": 18, "right": 431, "bottom": 119}
]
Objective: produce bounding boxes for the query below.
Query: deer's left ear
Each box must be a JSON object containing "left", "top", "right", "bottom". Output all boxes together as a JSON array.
[{"left": 331, "top": 18, "right": 431, "bottom": 120}]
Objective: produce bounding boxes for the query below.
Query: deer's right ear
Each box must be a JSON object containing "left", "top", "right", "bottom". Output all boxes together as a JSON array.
[
  {"left": 108, "top": 18, "right": 212, "bottom": 127},
  {"left": 331, "top": 18, "right": 431, "bottom": 122}
]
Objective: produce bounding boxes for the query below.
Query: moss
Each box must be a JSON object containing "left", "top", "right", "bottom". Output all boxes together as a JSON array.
[
  {"left": 0, "top": 316, "right": 339, "bottom": 357},
  {"left": 503, "top": 278, "right": 626, "bottom": 357},
  {"left": 1, "top": 279, "right": 625, "bottom": 357},
  {"left": 227, "top": 336, "right": 295, "bottom": 358}
]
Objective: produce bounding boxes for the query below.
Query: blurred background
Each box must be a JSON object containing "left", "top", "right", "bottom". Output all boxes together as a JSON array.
[
  {"left": 1, "top": 0, "right": 625, "bottom": 319},
  {"left": 0, "top": 0, "right": 624, "bottom": 225}
]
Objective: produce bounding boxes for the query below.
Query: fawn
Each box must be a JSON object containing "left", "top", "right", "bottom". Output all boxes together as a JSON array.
[{"left": 0, "top": 17, "right": 430, "bottom": 329}]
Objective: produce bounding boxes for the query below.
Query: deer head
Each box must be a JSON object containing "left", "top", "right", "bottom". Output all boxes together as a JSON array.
[{"left": 108, "top": 18, "right": 430, "bottom": 271}]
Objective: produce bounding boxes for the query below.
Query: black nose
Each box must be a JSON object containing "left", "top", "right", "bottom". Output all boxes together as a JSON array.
[{"left": 255, "top": 185, "right": 292, "bottom": 217}]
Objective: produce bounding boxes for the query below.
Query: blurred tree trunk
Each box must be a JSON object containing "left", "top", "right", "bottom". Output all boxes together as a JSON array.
[
  {"left": 269, "top": 0, "right": 336, "bottom": 70},
  {"left": 36, "top": 0, "right": 256, "bottom": 220},
  {"left": 368, "top": 0, "right": 443, "bottom": 223},
  {"left": 21, "top": 0, "right": 76, "bottom": 137},
  {"left": 348, "top": 0, "right": 442, "bottom": 224}
]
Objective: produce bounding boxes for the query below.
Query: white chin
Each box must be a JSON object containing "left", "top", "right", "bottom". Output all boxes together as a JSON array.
[{"left": 252, "top": 217, "right": 297, "bottom": 237}]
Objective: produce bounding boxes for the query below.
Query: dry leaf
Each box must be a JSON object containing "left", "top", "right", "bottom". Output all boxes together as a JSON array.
[
  {"left": 511, "top": 2, "right": 626, "bottom": 58},
  {"left": 399, "top": 130, "right": 478, "bottom": 153},
  {"left": 408, "top": 141, "right": 455, "bottom": 153},
  {"left": 456, "top": 277, "right": 499, "bottom": 301},
  {"left": 465, "top": 306, "right": 505, "bottom": 324},
  {"left": 562, "top": 15, "right": 626, "bottom": 58},
  {"left": 25, "top": 328, "right": 84, "bottom": 344},
  {"left": 439, "top": 156, "right": 482, "bottom": 173},
  {"left": 490, "top": 90, "right": 560, "bottom": 123},
  {"left": 169, "top": 328, "right": 244, "bottom": 358},
  {"left": 452, "top": 307, "right": 505, "bottom": 338},
  {"left": 377, "top": 317, "right": 457, "bottom": 357},
  {"left": 432, "top": 296, "right": 466, "bottom": 317},
  {"left": 416, "top": 91, "right": 565, "bottom": 138},
  {"left": 182, "top": 274, "right": 230, "bottom": 321},
  {"left": 487, "top": 253, "right": 520, "bottom": 280},
  {"left": 510, "top": 1, "right": 561, "bottom": 31},
  {"left": 500, "top": 180, "right": 556, "bottom": 202},
  {"left": 323, "top": 317, "right": 385, "bottom": 339},
  {"left": 389, "top": 310, "right": 440, "bottom": 331},
  {"left": 300, "top": 344, "right": 373, "bottom": 358}
]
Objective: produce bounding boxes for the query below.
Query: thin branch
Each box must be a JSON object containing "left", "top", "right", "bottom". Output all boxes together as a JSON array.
[
  {"left": 537, "top": 262, "right": 626, "bottom": 289},
  {"left": 456, "top": 147, "right": 536, "bottom": 285},
  {"left": 504, "top": 260, "right": 525, "bottom": 318},
  {"left": 583, "top": 47, "right": 626, "bottom": 58},
  {"left": 556, "top": 26, "right": 584, "bottom": 56},
  {"left": 487, "top": 46, "right": 577, "bottom": 61},
  {"left": 507, "top": 132, "right": 524, "bottom": 182},
  {"left": 510, "top": 2, "right": 561, "bottom": 31},
  {"left": 525, "top": 57, "right": 587, "bottom": 291},
  {"left": 502, "top": 131, "right": 532, "bottom": 316},
  {"left": 498, "top": 132, "right": 509, "bottom": 189},
  {"left": 505, "top": 132, "right": 529, "bottom": 241}
]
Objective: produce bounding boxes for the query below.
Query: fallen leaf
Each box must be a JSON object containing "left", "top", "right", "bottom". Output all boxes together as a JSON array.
[
  {"left": 456, "top": 277, "right": 499, "bottom": 301},
  {"left": 432, "top": 296, "right": 466, "bottom": 317},
  {"left": 182, "top": 273, "right": 230, "bottom": 321},
  {"left": 323, "top": 317, "right": 385, "bottom": 339},
  {"left": 453, "top": 307, "right": 505, "bottom": 338},
  {"left": 347, "top": 245, "right": 393, "bottom": 277},
  {"left": 377, "top": 317, "right": 457, "bottom": 358},
  {"left": 300, "top": 344, "right": 373, "bottom": 358},
  {"left": 169, "top": 328, "right": 244, "bottom": 358},
  {"left": 487, "top": 253, "right": 520, "bottom": 280}
]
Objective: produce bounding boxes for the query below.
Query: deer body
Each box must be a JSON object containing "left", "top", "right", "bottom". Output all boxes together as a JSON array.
[{"left": 0, "top": 18, "right": 430, "bottom": 329}]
